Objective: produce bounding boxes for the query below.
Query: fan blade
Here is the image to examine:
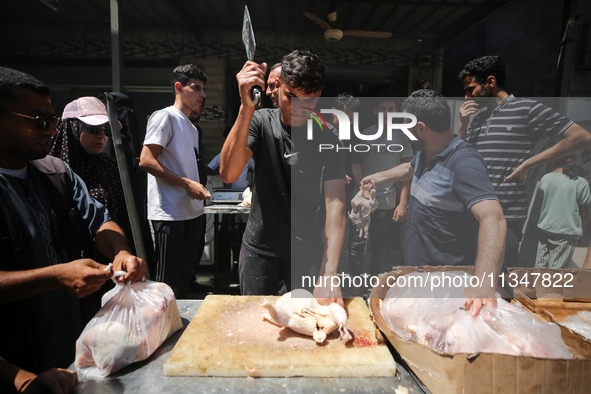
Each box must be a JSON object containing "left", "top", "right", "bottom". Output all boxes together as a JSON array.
[
  {"left": 343, "top": 30, "right": 393, "bottom": 39},
  {"left": 303, "top": 11, "right": 332, "bottom": 31}
]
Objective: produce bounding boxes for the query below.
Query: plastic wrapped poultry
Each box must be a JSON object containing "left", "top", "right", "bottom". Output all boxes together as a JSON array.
[
  {"left": 380, "top": 271, "right": 573, "bottom": 359},
  {"left": 75, "top": 280, "right": 183, "bottom": 377}
]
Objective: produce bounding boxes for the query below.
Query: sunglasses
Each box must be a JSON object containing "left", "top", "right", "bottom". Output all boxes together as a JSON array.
[
  {"left": 3, "top": 111, "right": 58, "bottom": 130},
  {"left": 81, "top": 124, "right": 112, "bottom": 137}
]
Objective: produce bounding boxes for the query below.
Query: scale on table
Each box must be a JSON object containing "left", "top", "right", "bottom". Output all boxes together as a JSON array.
[{"left": 210, "top": 188, "right": 244, "bottom": 204}]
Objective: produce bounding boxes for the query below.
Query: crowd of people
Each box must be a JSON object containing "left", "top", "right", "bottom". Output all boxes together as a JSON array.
[{"left": 1, "top": 50, "right": 591, "bottom": 391}]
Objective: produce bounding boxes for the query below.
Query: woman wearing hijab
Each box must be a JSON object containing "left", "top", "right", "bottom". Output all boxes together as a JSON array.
[{"left": 50, "top": 96, "right": 131, "bottom": 264}]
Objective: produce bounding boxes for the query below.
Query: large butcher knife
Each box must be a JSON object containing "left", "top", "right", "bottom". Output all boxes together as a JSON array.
[{"left": 242, "top": 5, "right": 262, "bottom": 110}]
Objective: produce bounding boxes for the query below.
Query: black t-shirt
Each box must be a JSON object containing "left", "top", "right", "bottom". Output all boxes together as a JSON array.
[{"left": 245, "top": 108, "right": 345, "bottom": 258}]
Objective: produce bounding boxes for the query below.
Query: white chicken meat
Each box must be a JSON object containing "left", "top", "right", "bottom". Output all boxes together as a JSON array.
[
  {"left": 349, "top": 186, "right": 378, "bottom": 239},
  {"left": 261, "top": 289, "right": 352, "bottom": 344}
]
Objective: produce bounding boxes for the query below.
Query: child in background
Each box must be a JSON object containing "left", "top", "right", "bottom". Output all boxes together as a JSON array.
[{"left": 535, "top": 155, "right": 591, "bottom": 268}]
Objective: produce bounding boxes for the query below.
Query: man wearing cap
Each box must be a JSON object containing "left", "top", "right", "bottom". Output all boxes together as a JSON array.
[
  {"left": 140, "top": 64, "right": 210, "bottom": 299},
  {"left": 0, "top": 67, "right": 146, "bottom": 377}
]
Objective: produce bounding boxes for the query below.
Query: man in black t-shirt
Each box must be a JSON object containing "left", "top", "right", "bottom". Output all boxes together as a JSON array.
[{"left": 221, "top": 50, "right": 346, "bottom": 306}]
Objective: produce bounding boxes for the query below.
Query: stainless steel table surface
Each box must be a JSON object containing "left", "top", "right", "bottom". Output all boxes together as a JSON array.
[
  {"left": 204, "top": 205, "right": 250, "bottom": 214},
  {"left": 72, "top": 299, "right": 425, "bottom": 393}
]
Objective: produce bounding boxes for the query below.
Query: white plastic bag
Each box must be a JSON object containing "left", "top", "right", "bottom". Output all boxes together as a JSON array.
[
  {"left": 75, "top": 280, "right": 183, "bottom": 377},
  {"left": 381, "top": 271, "right": 573, "bottom": 359}
]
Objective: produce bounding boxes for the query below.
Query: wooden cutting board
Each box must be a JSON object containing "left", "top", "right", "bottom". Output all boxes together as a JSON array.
[{"left": 163, "top": 295, "right": 396, "bottom": 377}]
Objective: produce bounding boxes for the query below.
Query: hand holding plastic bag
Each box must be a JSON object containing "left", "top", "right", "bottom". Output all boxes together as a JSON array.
[{"left": 75, "top": 280, "right": 183, "bottom": 377}]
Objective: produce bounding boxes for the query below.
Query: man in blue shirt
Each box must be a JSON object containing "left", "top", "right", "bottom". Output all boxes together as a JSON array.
[
  {"left": 362, "top": 90, "right": 506, "bottom": 316},
  {"left": 0, "top": 67, "right": 146, "bottom": 380}
]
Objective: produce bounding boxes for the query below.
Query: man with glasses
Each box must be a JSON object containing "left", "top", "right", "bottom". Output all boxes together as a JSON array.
[
  {"left": 0, "top": 67, "right": 146, "bottom": 381},
  {"left": 221, "top": 50, "right": 346, "bottom": 306}
]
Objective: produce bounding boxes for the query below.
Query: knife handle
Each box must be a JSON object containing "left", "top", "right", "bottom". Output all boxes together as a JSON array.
[{"left": 252, "top": 86, "right": 262, "bottom": 110}]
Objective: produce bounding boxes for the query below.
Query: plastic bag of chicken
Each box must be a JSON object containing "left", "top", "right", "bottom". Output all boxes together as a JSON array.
[
  {"left": 380, "top": 271, "right": 573, "bottom": 359},
  {"left": 74, "top": 280, "right": 183, "bottom": 377}
]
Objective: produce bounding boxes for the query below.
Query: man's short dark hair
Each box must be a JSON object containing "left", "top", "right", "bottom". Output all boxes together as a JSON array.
[
  {"left": 334, "top": 93, "right": 360, "bottom": 111},
  {"left": 280, "top": 50, "right": 325, "bottom": 94},
  {"left": 458, "top": 55, "right": 506, "bottom": 89},
  {"left": 170, "top": 64, "right": 208, "bottom": 92},
  {"left": 402, "top": 89, "right": 450, "bottom": 133},
  {"left": 269, "top": 63, "right": 282, "bottom": 73},
  {"left": 0, "top": 67, "right": 50, "bottom": 110}
]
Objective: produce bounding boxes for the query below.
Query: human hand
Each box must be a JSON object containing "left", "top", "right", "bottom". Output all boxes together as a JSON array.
[
  {"left": 459, "top": 100, "right": 479, "bottom": 122},
  {"left": 463, "top": 297, "right": 497, "bottom": 317},
  {"left": 314, "top": 277, "right": 345, "bottom": 308},
  {"left": 360, "top": 176, "right": 378, "bottom": 192},
  {"left": 57, "top": 259, "right": 113, "bottom": 298},
  {"left": 19, "top": 368, "right": 78, "bottom": 394},
  {"left": 112, "top": 251, "right": 146, "bottom": 283},
  {"left": 464, "top": 285, "right": 497, "bottom": 317},
  {"left": 345, "top": 174, "right": 352, "bottom": 184},
  {"left": 236, "top": 61, "right": 267, "bottom": 108},
  {"left": 504, "top": 161, "right": 530, "bottom": 183},
  {"left": 393, "top": 204, "right": 407, "bottom": 222},
  {"left": 187, "top": 180, "right": 211, "bottom": 200}
]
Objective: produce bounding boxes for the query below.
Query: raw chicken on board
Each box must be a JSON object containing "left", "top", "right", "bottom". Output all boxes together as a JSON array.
[
  {"left": 349, "top": 185, "right": 378, "bottom": 238},
  {"left": 380, "top": 272, "right": 573, "bottom": 359},
  {"left": 261, "top": 289, "right": 352, "bottom": 344}
]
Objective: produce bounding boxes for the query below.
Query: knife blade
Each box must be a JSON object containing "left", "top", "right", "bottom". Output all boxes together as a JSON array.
[{"left": 242, "top": 5, "right": 263, "bottom": 110}]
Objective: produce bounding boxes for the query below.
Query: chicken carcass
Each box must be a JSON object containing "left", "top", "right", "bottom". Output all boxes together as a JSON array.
[
  {"left": 238, "top": 187, "right": 252, "bottom": 207},
  {"left": 349, "top": 185, "right": 378, "bottom": 238},
  {"left": 261, "top": 289, "right": 352, "bottom": 344}
]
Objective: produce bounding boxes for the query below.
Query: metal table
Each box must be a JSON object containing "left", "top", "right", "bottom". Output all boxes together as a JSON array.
[{"left": 72, "top": 299, "right": 425, "bottom": 393}]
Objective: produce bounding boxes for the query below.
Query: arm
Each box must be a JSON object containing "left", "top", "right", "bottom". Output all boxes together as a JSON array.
[
  {"left": 313, "top": 179, "right": 346, "bottom": 308},
  {"left": 220, "top": 61, "right": 267, "bottom": 183},
  {"left": 140, "top": 144, "right": 210, "bottom": 200},
  {"left": 350, "top": 163, "right": 363, "bottom": 186},
  {"left": 579, "top": 204, "right": 589, "bottom": 238},
  {"left": 361, "top": 162, "right": 414, "bottom": 190},
  {"left": 506, "top": 123, "right": 591, "bottom": 183},
  {"left": 393, "top": 157, "right": 411, "bottom": 222},
  {"left": 0, "top": 259, "right": 113, "bottom": 304},
  {"left": 464, "top": 199, "right": 507, "bottom": 316},
  {"left": 393, "top": 180, "right": 410, "bottom": 222},
  {"left": 0, "top": 356, "right": 78, "bottom": 394},
  {"left": 94, "top": 220, "right": 146, "bottom": 283}
]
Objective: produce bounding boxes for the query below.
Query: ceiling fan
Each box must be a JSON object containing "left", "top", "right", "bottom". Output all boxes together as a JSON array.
[{"left": 303, "top": 10, "right": 393, "bottom": 42}]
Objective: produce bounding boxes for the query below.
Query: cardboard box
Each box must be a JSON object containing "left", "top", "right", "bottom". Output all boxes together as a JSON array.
[{"left": 369, "top": 266, "right": 591, "bottom": 394}]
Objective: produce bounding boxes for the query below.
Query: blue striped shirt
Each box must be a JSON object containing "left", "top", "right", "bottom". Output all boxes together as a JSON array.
[{"left": 466, "top": 95, "right": 573, "bottom": 221}]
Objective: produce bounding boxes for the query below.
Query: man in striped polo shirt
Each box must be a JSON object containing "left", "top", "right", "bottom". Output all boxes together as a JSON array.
[{"left": 457, "top": 56, "right": 591, "bottom": 268}]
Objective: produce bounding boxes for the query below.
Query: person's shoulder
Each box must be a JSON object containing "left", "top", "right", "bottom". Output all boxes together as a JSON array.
[
  {"left": 253, "top": 107, "right": 279, "bottom": 121},
  {"left": 361, "top": 124, "right": 377, "bottom": 135},
  {"left": 452, "top": 140, "right": 486, "bottom": 164},
  {"left": 29, "top": 156, "right": 69, "bottom": 175}
]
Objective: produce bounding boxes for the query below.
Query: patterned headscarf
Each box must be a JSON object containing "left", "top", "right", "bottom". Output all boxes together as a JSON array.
[{"left": 49, "top": 118, "right": 131, "bottom": 258}]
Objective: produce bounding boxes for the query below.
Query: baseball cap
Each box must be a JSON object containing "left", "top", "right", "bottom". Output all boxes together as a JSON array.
[{"left": 62, "top": 96, "right": 122, "bottom": 128}]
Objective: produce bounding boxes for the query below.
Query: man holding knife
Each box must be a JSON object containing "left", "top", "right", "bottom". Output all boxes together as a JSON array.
[{"left": 221, "top": 50, "right": 347, "bottom": 306}]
